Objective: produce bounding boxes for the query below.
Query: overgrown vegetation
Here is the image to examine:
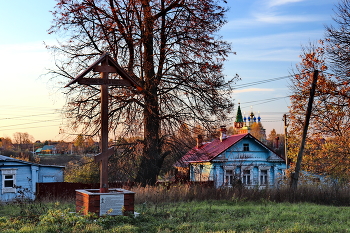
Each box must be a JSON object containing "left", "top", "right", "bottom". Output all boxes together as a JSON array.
[
  {"left": 0, "top": 199, "right": 349, "bottom": 232},
  {"left": 0, "top": 185, "right": 349, "bottom": 232},
  {"left": 64, "top": 156, "right": 99, "bottom": 184},
  {"left": 132, "top": 183, "right": 350, "bottom": 206}
]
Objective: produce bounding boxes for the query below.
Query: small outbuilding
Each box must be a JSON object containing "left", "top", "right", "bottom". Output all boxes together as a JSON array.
[{"left": 0, "top": 155, "right": 64, "bottom": 202}]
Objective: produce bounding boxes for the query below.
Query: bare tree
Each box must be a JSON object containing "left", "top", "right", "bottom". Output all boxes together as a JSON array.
[
  {"left": 326, "top": 0, "right": 350, "bottom": 82},
  {"left": 48, "top": 0, "right": 237, "bottom": 185}
]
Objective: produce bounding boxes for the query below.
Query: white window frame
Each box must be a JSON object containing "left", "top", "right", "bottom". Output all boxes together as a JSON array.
[
  {"left": 241, "top": 166, "right": 253, "bottom": 185},
  {"left": 1, "top": 169, "right": 17, "bottom": 193},
  {"left": 259, "top": 166, "right": 271, "bottom": 186},
  {"left": 223, "top": 166, "right": 236, "bottom": 186},
  {"left": 224, "top": 170, "right": 234, "bottom": 186}
]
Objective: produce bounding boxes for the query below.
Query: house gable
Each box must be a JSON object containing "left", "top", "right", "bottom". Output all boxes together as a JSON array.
[{"left": 215, "top": 136, "right": 283, "bottom": 163}]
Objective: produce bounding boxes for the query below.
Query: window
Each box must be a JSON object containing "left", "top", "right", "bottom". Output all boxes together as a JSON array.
[
  {"left": 225, "top": 170, "right": 234, "bottom": 186},
  {"left": 4, "top": 175, "right": 14, "bottom": 188},
  {"left": 242, "top": 169, "right": 251, "bottom": 185},
  {"left": 1, "top": 169, "right": 17, "bottom": 193},
  {"left": 260, "top": 170, "right": 268, "bottom": 185},
  {"left": 243, "top": 143, "right": 249, "bottom": 151}
]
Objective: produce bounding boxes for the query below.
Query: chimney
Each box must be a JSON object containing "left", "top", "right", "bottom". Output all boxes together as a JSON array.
[
  {"left": 220, "top": 126, "right": 227, "bottom": 142},
  {"left": 275, "top": 136, "right": 279, "bottom": 149},
  {"left": 196, "top": 135, "right": 203, "bottom": 149}
]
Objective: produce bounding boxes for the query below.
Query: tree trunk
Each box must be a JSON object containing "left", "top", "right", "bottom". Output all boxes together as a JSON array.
[
  {"left": 136, "top": 91, "right": 161, "bottom": 185},
  {"left": 135, "top": 0, "right": 162, "bottom": 186}
]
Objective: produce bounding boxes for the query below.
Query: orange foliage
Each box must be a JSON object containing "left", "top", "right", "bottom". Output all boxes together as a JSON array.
[{"left": 289, "top": 41, "right": 350, "bottom": 182}]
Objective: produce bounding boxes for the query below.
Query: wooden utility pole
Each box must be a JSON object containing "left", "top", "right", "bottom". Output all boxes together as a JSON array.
[
  {"left": 283, "top": 114, "right": 288, "bottom": 169},
  {"left": 65, "top": 53, "right": 142, "bottom": 193},
  {"left": 291, "top": 70, "right": 319, "bottom": 190}
]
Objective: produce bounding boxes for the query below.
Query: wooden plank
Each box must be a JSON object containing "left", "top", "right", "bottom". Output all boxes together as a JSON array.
[
  {"left": 93, "top": 65, "right": 117, "bottom": 73},
  {"left": 78, "top": 78, "right": 132, "bottom": 86},
  {"left": 94, "top": 147, "right": 115, "bottom": 162},
  {"left": 65, "top": 52, "right": 143, "bottom": 91},
  {"left": 65, "top": 52, "right": 109, "bottom": 87}
]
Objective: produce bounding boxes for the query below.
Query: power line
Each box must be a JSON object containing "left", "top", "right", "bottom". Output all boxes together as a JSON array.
[
  {"left": 234, "top": 75, "right": 292, "bottom": 89},
  {"left": 240, "top": 96, "right": 290, "bottom": 105},
  {"left": 0, "top": 124, "right": 62, "bottom": 132},
  {"left": 0, "top": 112, "right": 60, "bottom": 120},
  {"left": 0, "top": 119, "right": 62, "bottom": 130},
  {"left": 0, "top": 105, "right": 62, "bottom": 111}
]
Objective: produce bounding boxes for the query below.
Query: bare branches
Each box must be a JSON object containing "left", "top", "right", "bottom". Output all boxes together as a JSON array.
[{"left": 48, "top": 0, "right": 235, "bottom": 185}]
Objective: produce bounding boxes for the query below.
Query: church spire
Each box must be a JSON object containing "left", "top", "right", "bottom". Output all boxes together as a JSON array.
[
  {"left": 236, "top": 103, "right": 243, "bottom": 123},
  {"left": 234, "top": 103, "right": 244, "bottom": 129}
]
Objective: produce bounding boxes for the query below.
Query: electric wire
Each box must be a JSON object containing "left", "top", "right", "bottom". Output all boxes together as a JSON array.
[
  {"left": 0, "top": 74, "right": 293, "bottom": 134},
  {"left": 0, "top": 124, "right": 63, "bottom": 131},
  {"left": 233, "top": 75, "right": 292, "bottom": 89},
  {"left": 0, "top": 112, "right": 59, "bottom": 120},
  {"left": 0, "top": 119, "right": 63, "bottom": 130},
  {"left": 239, "top": 96, "right": 290, "bottom": 105}
]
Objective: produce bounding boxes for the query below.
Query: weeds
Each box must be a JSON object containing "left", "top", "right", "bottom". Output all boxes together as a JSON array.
[
  {"left": 0, "top": 183, "right": 348, "bottom": 232},
  {"left": 0, "top": 198, "right": 349, "bottom": 232},
  {"left": 131, "top": 183, "right": 350, "bottom": 206}
]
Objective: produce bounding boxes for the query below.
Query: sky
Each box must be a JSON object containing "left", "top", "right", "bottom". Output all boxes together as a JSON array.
[{"left": 0, "top": 0, "right": 337, "bottom": 142}]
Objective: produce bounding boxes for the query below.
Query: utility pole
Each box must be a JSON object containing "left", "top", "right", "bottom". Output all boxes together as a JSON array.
[
  {"left": 291, "top": 70, "right": 319, "bottom": 190},
  {"left": 283, "top": 114, "right": 288, "bottom": 169}
]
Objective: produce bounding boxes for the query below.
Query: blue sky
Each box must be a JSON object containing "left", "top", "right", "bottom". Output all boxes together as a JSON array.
[{"left": 0, "top": 0, "right": 337, "bottom": 141}]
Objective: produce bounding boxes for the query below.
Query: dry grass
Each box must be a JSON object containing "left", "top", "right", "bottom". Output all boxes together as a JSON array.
[{"left": 130, "top": 183, "right": 350, "bottom": 206}]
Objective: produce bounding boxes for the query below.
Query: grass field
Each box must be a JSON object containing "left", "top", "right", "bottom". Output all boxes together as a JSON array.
[{"left": 0, "top": 200, "right": 349, "bottom": 232}]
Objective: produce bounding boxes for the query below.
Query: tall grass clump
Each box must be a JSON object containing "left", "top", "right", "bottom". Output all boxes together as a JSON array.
[{"left": 130, "top": 182, "right": 350, "bottom": 206}]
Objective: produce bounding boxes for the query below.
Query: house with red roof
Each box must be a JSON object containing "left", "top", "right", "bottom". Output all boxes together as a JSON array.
[{"left": 174, "top": 128, "right": 287, "bottom": 188}]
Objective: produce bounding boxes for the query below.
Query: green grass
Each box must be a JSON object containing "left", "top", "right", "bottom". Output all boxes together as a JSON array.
[{"left": 0, "top": 200, "right": 349, "bottom": 232}]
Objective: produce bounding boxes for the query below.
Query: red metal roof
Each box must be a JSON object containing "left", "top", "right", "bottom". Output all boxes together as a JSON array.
[{"left": 175, "top": 133, "right": 248, "bottom": 167}]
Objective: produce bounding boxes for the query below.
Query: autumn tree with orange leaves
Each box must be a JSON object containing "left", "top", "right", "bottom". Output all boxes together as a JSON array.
[
  {"left": 288, "top": 41, "right": 350, "bottom": 183},
  {"left": 47, "top": 0, "right": 236, "bottom": 185}
]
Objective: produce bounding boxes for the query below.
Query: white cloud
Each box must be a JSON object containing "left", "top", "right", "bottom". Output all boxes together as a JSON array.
[
  {"left": 253, "top": 13, "right": 325, "bottom": 24},
  {"left": 228, "top": 30, "right": 322, "bottom": 47},
  {"left": 222, "top": 0, "right": 329, "bottom": 30},
  {"left": 226, "top": 30, "right": 323, "bottom": 61},
  {"left": 223, "top": 13, "right": 326, "bottom": 30},
  {"left": 266, "top": 0, "right": 304, "bottom": 8}
]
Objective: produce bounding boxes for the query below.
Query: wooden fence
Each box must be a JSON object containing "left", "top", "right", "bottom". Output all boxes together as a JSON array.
[
  {"left": 35, "top": 181, "right": 213, "bottom": 201},
  {"left": 36, "top": 182, "right": 134, "bottom": 201}
]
